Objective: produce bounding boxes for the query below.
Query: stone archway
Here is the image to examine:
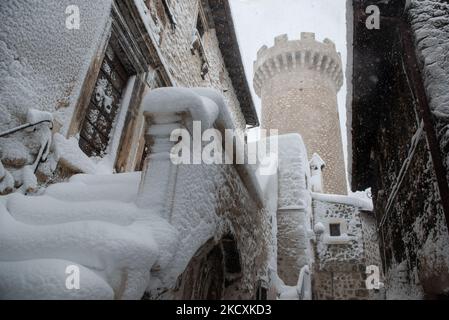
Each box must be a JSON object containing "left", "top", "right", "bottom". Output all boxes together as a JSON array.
[{"left": 174, "top": 234, "right": 242, "bottom": 300}]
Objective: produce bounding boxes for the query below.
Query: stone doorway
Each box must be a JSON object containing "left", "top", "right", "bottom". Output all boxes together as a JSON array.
[{"left": 175, "top": 234, "right": 242, "bottom": 300}]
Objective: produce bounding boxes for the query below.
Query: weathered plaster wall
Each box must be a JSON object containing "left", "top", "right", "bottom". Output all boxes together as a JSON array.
[
  {"left": 313, "top": 200, "right": 364, "bottom": 271},
  {"left": 313, "top": 271, "right": 368, "bottom": 300}
]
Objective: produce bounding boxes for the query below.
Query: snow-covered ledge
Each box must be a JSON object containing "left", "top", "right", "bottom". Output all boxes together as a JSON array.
[{"left": 137, "top": 87, "right": 265, "bottom": 219}]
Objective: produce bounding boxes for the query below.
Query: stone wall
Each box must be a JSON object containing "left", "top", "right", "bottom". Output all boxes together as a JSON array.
[
  {"left": 149, "top": 163, "right": 272, "bottom": 300},
  {"left": 348, "top": 0, "right": 449, "bottom": 299},
  {"left": 312, "top": 199, "right": 380, "bottom": 299},
  {"left": 313, "top": 271, "right": 368, "bottom": 300},
  {"left": 156, "top": 0, "right": 247, "bottom": 132},
  {"left": 373, "top": 123, "right": 449, "bottom": 299},
  {"left": 364, "top": 23, "right": 449, "bottom": 297}
]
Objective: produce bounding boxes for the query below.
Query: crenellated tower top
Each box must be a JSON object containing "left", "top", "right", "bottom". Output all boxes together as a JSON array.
[{"left": 253, "top": 32, "right": 344, "bottom": 97}]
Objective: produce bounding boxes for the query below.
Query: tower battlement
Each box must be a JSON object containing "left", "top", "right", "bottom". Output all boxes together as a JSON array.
[{"left": 253, "top": 33, "right": 343, "bottom": 97}]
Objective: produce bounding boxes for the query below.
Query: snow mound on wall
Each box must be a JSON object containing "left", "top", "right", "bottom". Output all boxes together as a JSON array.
[
  {"left": 0, "top": 172, "right": 179, "bottom": 300},
  {"left": 142, "top": 87, "right": 219, "bottom": 129},
  {"left": 276, "top": 134, "right": 311, "bottom": 210},
  {"left": 142, "top": 87, "right": 237, "bottom": 131},
  {"left": 312, "top": 192, "right": 373, "bottom": 211}
]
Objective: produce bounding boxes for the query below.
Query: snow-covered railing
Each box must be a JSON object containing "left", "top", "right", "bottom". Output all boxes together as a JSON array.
[
  {"left": 277, "top": 265, "right": 312, "bottom": 300},
  {"left": 0, "top": 109, "right": 53, "bottom": 194},
  {"left": 0, "top": 109, "right": 53, "bottom": 138}
]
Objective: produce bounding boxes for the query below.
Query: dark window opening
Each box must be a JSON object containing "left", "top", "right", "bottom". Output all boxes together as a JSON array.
[
  {"left": 329, "top": 223, "right": 341, "bottom": 237},
  {"left": 145, "top": 0, "right": 176, "bottom": 29},
  {"left": 222, "top": 236, "right": 241, "bottom": 275},
  {"left": 79, "top": 42, "right": 131, "bottom": 157},
  {"left": 255, "top": 280, "right": 268, "bottom": 300}
]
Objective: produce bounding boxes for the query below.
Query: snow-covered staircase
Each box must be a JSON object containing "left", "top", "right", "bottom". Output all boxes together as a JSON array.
[{"left": 0, "top": 172, "right": 178, "bottom": 300}]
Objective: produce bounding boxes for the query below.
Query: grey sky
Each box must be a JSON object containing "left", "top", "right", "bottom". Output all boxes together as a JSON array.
[{"left": 229, "top": 0, "right": 348, "bottom": 173}]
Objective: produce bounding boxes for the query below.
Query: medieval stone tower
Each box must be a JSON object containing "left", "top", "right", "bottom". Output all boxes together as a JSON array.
[{"left": 253, "top": 33, "right": 347, "bottom": 195}]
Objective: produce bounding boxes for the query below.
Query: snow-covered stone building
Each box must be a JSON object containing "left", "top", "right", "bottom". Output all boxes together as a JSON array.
[
  {"left": 254, "top": 34, "right": 382, "bottom": 300},
  {"left": 347, "top": 0, "right": 449, "bottom": 299},
  {"left": 0, "top": 0, "right": 268, "bottom": 300}
]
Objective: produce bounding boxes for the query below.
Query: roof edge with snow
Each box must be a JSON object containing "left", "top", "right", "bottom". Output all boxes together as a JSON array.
[{"left": 206, "top": 0, "right": 259, "bottom": 127}]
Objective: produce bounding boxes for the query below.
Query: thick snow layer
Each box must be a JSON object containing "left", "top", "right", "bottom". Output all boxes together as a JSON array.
[
  {"left": 53, "top": 133, "right": 109, "bottom": 175},
  {"left": 0, "top": 0, "right": 113, "bottom": 135},
  {"left": 7, "top": 193, "right": 137, "bottom": 226},
  {"left": 68, "top": 171, "right": 140, "bottom": 185},
  {"left": 26, "top": 109, "right": 53, "bottom": 125},
  {"left": 45, "top": 180, "right": 139, "bottom": 203},
  {"left": 276, "top": 134, "right": 311, "bottom": 210},
  {"left": 0, "top": 171, "right": 179, "bottom": 300},
  {"left": 0, "top": 202, "right": 157, "bottom": 299},
  {"left": 142, "top": 87, "right": 220, "bottom": 130},
  {"left": 0, "top": 259, "right": 114, "bottom": 300}
]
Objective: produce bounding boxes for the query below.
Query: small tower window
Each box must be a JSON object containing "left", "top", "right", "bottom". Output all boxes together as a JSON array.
[{"left": 329, "top": 223, "right": 341, "bottom": 237}]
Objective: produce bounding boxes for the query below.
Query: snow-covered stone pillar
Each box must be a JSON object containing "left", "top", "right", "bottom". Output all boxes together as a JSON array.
[
  {"left": 137, "top": 87, "right": 220, "bottom": 220},
  {"left": 136, "top": 113, "right": 183, "bottom": 219}
]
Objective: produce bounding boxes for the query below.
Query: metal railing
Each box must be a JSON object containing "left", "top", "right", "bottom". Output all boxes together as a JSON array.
[{"left": 0, "top": 119, "right": 53, "bottom": 173}]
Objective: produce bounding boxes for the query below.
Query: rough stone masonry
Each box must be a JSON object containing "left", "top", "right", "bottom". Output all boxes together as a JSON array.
[{"left": 253, "top": 33, "right": 347, "bottom": 195}]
